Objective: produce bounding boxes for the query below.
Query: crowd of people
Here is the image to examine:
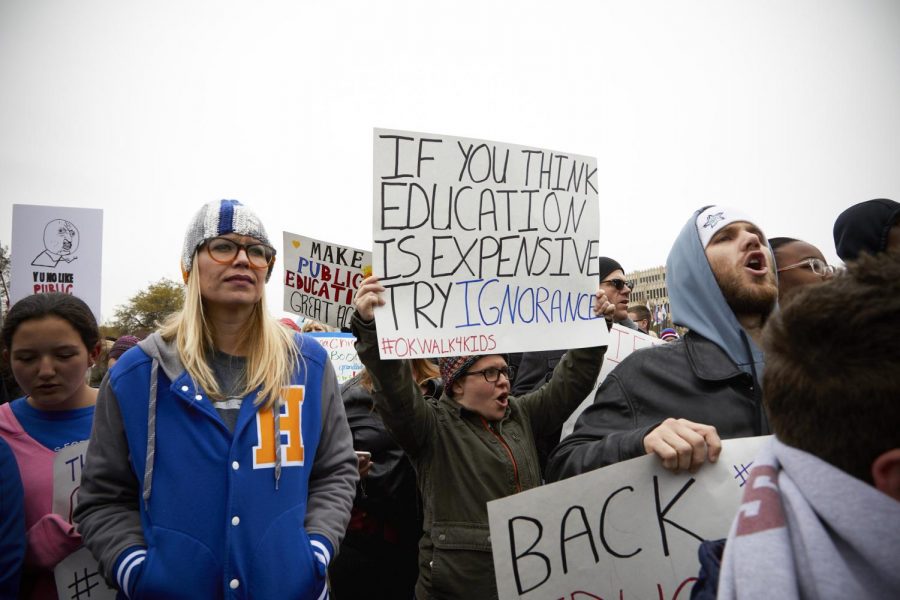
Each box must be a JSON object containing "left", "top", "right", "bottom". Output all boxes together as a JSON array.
[{"left": 0, "top": 197, "right": 897, "bottom": 599}]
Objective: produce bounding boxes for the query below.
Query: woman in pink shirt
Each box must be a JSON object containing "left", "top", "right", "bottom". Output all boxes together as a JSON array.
[{"left": 0, "top": 293, "right": 101, "bottom": 599}]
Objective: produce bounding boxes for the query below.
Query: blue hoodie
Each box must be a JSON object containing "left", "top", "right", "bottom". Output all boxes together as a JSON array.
[
  {"left": 0, "top": 436, "right": 25, "bottom": 598},
  {"left": 666, "top": 207, "right": 770, "bottom": 381}
]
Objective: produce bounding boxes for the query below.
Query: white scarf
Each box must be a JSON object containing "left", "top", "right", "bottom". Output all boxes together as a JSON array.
[{"left": 718, "top": 437, "right": 900, "bottom": 599}]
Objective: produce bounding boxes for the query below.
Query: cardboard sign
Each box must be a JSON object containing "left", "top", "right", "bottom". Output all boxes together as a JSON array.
[
  {"left": 372, "top": 129, "right": 606, "bottom": 359},
  {"left": 54, "top": 547, "right": 117, "bottom": 600},
  {"left": 52, "top": 440, "right": 89, "bottom": 523},
  {"left": 51, "top": 441, "right": 117, "bottom": 599},
  {"left": 282, "top": 232, "right": 372, "bottom": 329},
  {"left": 10, "top": 204, "right": 104, "bottom": 322},
  {"left": 306, "top": 332, "right": 364, "bottom": 384},
  {"left": 560, "top": 324, "right": 666, "bottom": 438},
  {"left": 488, "top": 436, "right": 770, "bottom": 600}
]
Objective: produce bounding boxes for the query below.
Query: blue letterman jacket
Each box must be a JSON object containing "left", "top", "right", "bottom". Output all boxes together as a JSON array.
[{"left": 74, "top": 332, "right": 358, "bottom": 599}]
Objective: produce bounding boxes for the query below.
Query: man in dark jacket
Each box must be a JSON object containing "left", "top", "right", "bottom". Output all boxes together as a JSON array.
[
  {"left": 547, "top": 206, "right": 776, "bottom": 480},
  {"left": 510, "top": 257, "right": 638, "bottom": 477}
]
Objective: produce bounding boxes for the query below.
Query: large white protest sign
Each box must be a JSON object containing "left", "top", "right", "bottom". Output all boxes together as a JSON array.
[
  {"left": 488, "top": 436, "right": 770, "bottom": 600},
  {"left": 305, "top": 332, "right": 364, "bottom": 384},
  {"left": 283, "top": 232, "right": 372, "bottom": 329},
  {"left": 54, "top": 547, "right": 117, "bottom": 600},
  {"left": 10, "top": 204, "right": 104, "bottom": 321},
  {"left": 561, "top": 324, "right": 666, "bottom": 438},
  {"left": 372, "top": 129, "right": 606, "bottom": 359}
]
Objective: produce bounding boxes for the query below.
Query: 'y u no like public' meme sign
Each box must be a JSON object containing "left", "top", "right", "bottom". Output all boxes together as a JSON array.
[{"left": 372, "top": 129, "right": 607, "bottom": 359}]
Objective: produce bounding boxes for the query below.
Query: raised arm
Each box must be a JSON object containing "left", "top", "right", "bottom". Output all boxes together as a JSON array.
[
  {"left": 517, "top": 288, "right": 613, "bottom": 437},
  {"left": 351, "top": 276, "right": 436, "bottom": 457}
]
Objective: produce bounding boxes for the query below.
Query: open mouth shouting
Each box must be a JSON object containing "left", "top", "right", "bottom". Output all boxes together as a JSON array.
[{"left": 744, "top": 251, "right": 768, "bottom": 276}]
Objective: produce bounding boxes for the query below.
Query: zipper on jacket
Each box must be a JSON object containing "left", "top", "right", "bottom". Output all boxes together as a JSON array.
[{"left": 481, "top": 417, "right": 522, "bottom": 493}]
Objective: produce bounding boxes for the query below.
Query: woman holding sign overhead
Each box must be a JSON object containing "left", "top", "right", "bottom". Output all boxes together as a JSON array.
[
  {"left": 75, "top": 199, "right": 358, "bottom": 599},
  {"left": 351, "top": 275, "right": 613, "bottom": 599},
  {"left": 0, "top": 292, "right": 102, "bottom": 599}
]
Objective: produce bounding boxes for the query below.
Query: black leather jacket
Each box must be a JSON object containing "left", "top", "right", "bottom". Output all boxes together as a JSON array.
[{"left": 547, "top": 331, "right": 769, "bottom": 481}]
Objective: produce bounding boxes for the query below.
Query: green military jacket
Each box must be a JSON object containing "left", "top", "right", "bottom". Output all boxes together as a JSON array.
[{"left": 352, "top": 314, "right": 606, "bottom": 599}]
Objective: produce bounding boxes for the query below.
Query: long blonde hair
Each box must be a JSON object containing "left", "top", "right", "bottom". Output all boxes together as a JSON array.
[{"left": 160, "top": 257, "right": 300, "bottom": 410}]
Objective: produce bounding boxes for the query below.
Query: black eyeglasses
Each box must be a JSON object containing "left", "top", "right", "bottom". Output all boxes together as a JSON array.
[
  {"left": 600, "top": 278, "right": 634, "bottom": 291},
  {"left": 462, "top": 366, "right": 515, "bottom": 383},
  {"left": 204, "top": 237, "right": 276, "bottom": 269}
]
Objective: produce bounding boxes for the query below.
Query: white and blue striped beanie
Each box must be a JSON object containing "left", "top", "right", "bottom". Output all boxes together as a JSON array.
[{"left": 181, "top": 199, "right": 275, "bottom": 282}]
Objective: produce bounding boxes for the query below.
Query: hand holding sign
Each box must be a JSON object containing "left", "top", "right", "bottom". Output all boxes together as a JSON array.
[
  {"left": 643, "top": 418, "right": 723, "bottom": 474},
  {"left": 353, "top": 275, "right": 386, "bottom": 322},
  {"left": 595, "top": 291, "right": 614, "bottom": 320}
]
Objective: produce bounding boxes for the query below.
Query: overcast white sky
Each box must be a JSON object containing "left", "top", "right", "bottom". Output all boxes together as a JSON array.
[{"left": 2, "top": 0, "right": 899, "bottom": 322}]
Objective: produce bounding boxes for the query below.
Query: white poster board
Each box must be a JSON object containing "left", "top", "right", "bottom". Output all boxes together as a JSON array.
[
  {"left": 488, "top": 436, "right": 769, "bottom": 600},
  {"left": 52, "top": 440, "right": 88, "bottom": 522},
  {"left": 372, "top": 129, "right": 606, "bottom": 359},
  {"left": 54, "top": 547, "right": 117, "bottom": 600},
  {"left": 561, "top": 324, "right": 666, "bottom": 438},
  {"left": 306, "top": 332, "right": 364, "bottom": 385},
  {"left": 52, "top": 441, "right": 117, "bottom": 598},
  {"left": 10, "top": 204, "right": 104, "bottom": 322},
  {"left": 282, "top": 232, "right": 372, "bottom": 329}
]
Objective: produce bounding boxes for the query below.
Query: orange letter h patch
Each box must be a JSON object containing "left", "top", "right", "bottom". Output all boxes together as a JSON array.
[{"left": 253, "top": 386, "right": 305, "bottom": 468}]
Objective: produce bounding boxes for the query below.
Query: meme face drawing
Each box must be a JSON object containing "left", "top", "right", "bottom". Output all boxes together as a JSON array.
[{"left": 32, "top": 219, "right": 80, "bottom": 268}]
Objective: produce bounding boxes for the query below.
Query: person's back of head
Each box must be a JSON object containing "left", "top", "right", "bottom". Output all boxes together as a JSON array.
[
  {"left": 763, "top": 251, "right": 900, "bottom": 494},
  {"left": 833, "top": 198, "right": 900, "bottom": 262}
]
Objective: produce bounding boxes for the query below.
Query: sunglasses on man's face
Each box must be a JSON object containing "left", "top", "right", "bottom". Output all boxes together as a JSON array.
[{"left": 600, "top": 278, "right": 634, "bottom": 291}]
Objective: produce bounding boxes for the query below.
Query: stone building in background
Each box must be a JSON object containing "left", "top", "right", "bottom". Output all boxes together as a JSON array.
[{"left": 625, "top": 265, "right": 671, "bottom": 333}]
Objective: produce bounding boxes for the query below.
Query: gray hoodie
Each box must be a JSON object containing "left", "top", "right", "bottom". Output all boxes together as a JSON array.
[
  {"left": 666, "top": 206, "right": 769, "bottom": 381},
  {"left": 546, "top": 208, "right": 772, "bottom": 480}
]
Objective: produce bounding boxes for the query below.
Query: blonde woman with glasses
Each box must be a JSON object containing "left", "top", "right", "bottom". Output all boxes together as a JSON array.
[{"left": 75, "top": 199, "right": 357, "bottom": 600}]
